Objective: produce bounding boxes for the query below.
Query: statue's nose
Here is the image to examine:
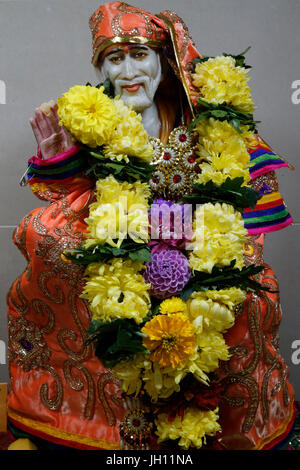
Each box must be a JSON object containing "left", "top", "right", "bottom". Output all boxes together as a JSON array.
[{"left": 121, "top": 56, "right": 137, "bottom": 79}]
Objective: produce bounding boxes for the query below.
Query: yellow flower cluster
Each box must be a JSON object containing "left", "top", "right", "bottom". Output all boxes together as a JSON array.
[
  {"left": 188, "top": 202, "right": 248, "bottom": 273},
  {"left": 57, "top": 86, "right": 153, "bottom": 161},
  {"left": 135, "top": 338, "right": 228, "bottom": 402},
  {"left": 146, "top": 53, "right": 256, "bottom": 449},
  {"left": 195, "top": 118, "right": 251, "bottom": 186},
  {"left": 60, "top": 53, "right": 256, "bottom": 449},
  {"left": 80, "top": 258, "right": 151, "bottom": 324},
  {"left": 103, "top": 99, "right": 154, "bottom": 163},
  {"left": 57, "top": 85, "right": 118, "bottom": 148},
  {"left": 155, "top": 407, "right": 221, "bottom": 449},
  {"left": 113, "top": 356, "right": 182, "bottom": 400},
  {"left": 192, "top": 56, "right": 254, "bottom": 113},
  {"left": 84, "top": 175, "right": 150, "bottom": 248},
  {"left": 113, "top": 292, "right": 243, "bottom": 401}
]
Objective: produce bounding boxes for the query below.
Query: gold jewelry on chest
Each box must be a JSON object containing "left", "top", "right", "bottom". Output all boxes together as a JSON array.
[{"left": 149, "top": 126, "right": 201, "bottom": 200}]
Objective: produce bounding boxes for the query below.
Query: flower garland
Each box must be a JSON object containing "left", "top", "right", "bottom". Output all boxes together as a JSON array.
[{"left": 60, "top": 52, "right": 269, "bottom": 449}]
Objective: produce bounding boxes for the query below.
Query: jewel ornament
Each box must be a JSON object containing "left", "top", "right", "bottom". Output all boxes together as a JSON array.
[{"left": 149, "top": 126, "right": 201, "bottom": 200}]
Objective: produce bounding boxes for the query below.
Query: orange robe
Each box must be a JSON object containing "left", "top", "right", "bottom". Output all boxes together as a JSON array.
[
  {"left": 7, "top": 158, "right": 295, "bottom": 450},
  {"left": 7, "top": 173, "right": 126, "bottom": 449}
]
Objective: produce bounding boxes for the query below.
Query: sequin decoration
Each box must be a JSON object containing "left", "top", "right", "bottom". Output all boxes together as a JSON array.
[
  {"left": 119, "top": 397, "right": 152, "bottom": 450},
  {"left": 149, "top": 126, "right": 200, "bottom": 200},
  {"left": 168, "top": 126, "right": 193, "bottom": 150},
  {"left": 149, "top": 169, "right": 167, "bottom": 194}
]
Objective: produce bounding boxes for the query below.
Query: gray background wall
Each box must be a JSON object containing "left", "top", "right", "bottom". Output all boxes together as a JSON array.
[{"left": 0, "top": 0, "right": 299, "bottom": 395}]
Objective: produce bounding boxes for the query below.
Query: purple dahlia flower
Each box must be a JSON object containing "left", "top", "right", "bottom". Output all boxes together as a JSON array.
[
  {"left": 144, "top": 247, "right": 191, "bottom": 299},
  {"left": 149, "top": 199, "right": 193, "bottom": 253}
]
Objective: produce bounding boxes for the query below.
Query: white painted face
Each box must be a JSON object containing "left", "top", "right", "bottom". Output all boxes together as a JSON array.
[{"left": 98, "top": 44, "right": 163, "bottom": 112}]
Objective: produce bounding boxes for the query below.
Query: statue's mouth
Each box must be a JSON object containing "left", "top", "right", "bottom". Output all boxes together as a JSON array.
[{"left": 122, "top": 83, "right": 142, "bottom": 93}]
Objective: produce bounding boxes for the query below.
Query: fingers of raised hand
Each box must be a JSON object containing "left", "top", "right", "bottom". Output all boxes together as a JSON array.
[
  {"left": 29, "top": 116, "right": 43, "bottom": 144},
  {"left": 34, "top": 108, "right": 53, "bottom": 138},
  {"left": 47, "top": 103, "right": 62, "bottom": 133},
  {"left": 30, "top": 101, "right": 75, "bottom": 155}
]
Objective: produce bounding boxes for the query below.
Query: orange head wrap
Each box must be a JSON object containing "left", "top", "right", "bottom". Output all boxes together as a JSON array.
[
  {"left": 89, "top": 2, "right": 167, "bottom": 66},
  {"left": 89, "top": 2, "right": 203, "bottom": 109}
]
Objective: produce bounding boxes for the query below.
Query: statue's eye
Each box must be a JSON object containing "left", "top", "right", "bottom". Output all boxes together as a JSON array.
[
  {"left": 108, "top": 54, "right": 124, "bottom": 64},
  {"left": 131, "top": 50, "right": 148, "bottom": 60}
]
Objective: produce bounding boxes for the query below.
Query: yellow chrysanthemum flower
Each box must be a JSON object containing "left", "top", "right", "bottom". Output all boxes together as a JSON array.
[
  {"left": 197, "top": 162, "right": 250, "bottom": 186},
  {"left": 84, "top": 175, "right": 150, "bottom": 248},
  {"left": 192, "top": 56, "right": 254, "bottom": 113},
  {"left": 113, "top": 354, "right": 146, "bottom": 396},
  {"left": 190, "top": 287, "right": 246, "bottom": 309},
  {"left": 187, "top": 297, "right": 235, "bottom": 333},
  {"left": 80, "top": 258, "right": 151, "bottom": 324},
  {"left": 57, "top": 85, "right": 118, "bottom": 148},
  {"left": 142, "top": 313, "right": 196, "bottom": 369},
  {"left": 187, "top": 288, "right": 245, "bottom": 333},
  {"left": 196, "top": 117, "right": 253, "bottom": 149},
  {"left": 195, "top": 330, "right": 230, "bottom": 373},
  {"left": 159, "top": 297, "right": 187, "bottom": 315},
  {"left": 142, "top": 352, "right": 211, "bottom": 403},
  {"left": 188, "top": 202, "right": 248, "bottom": 273},
  {"left": 195, "top": 118, "right": 251, "bottom": 186},
  {"left": 155, "top": 407, "right": 221, "bottom": 449},
  {"left": 142, "top": 361, "right": 182, "bottom": 401},
  {"left": 103, "top": 98, "right": 154, "bottom": 162}
]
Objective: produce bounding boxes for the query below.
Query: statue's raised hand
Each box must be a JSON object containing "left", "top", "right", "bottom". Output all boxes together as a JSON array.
[{"left": 30, "top": 101, "right": 75, "bottom": 159}]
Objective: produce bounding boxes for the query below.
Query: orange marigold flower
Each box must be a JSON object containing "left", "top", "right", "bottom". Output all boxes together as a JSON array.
[{"left": 142, "top": 313, "right": 196, "bottom": 369}]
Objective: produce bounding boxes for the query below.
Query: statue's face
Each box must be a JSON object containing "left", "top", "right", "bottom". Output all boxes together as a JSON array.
[{"left": 99, "top": 44, "right": 162, "bottom": 112}]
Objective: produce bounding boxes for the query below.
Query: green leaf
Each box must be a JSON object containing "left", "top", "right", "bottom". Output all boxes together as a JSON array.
[
  {"left": 180, "top": 262, "right": 277, "bottom": 301},
  {"left": 181, "top": 177, "right": 261, "bottom": 212},
  {"left": 191, "top": 100, "right": 260, "bottom": 134},
  {"left": 88, "top": 319, "right": 148, "bottom": 367},
  {"left": 222, "top": 46, "right": 252, "bottom": 69},
  {"left": 188, "top": 112, "right": 209, "bottom": 132},
  {"left": 180, "top": 286, "right": 195, "bottom": 301},
  {"left": 192, "top": 48, "right": 252, "bottom": 71},
  {"left": 64, "top": 240, "right": 151, "bottom": 266},
  {"left": 87, "top": 319, "right": 103, "bottom": 336},
  {"left": 196, "top": 98, "right": 211, "bottom": 108},
  {"left": 211, "top": 110, "right": 228, "bottom": 118},
  {"left": 101, "top": 78, "right": 115, "bottom": 98},
  {"left": 192, "top": 56, "right": 211, "bottom": 70},
  {"left": 232, "top": 118, "right": 241, "bottom": 131},
  {"left": 82, "top": 148, "right": 153, "bottom": 183},
  {"left": 129, "top": 248, "right": 152, "bottom": 262},
  {"left": 85, "top": 78, "right": 115, "bottom": 97}
]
